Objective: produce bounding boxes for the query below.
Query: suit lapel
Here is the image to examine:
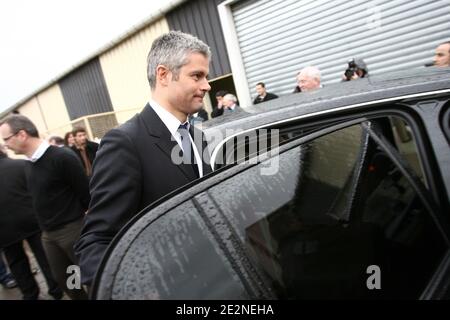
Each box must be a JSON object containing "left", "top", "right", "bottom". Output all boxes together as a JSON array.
[{"left": 140, "top": 104, "right": 197, "bottom": 181}]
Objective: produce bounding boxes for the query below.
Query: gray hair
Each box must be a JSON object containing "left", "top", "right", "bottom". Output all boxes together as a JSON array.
[
  {"left": 299, "top": 66, "right": 321, "bottom": 81},
  {"left": 147, "top": 31, "right": 211, "bottom": 90},
  {"left": 0, "top": 114, "right": 39, "bottom": 138},
  {"left": 223, "top": 93, "right": 237, "bottom": 103}
]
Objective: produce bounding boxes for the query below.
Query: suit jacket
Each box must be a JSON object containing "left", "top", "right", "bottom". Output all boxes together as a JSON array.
[
  {"left": 74, "top": 103, "right": 212, "bottom": 285},
  {"left": 0, "top": 155, "right": 40, "bottom": 247}
]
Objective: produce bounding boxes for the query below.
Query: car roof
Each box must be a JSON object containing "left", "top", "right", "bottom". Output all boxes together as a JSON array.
[{"left": 202, "top": 67, "right": 450, "bottom": 139}]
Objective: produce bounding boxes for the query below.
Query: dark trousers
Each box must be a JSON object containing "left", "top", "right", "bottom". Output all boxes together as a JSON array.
[
  {"left": 41, "top": 218, "right": 88, "bottom": 300},
  {"left": 3, "top": 233, "right": 61, "bottom": 300}
]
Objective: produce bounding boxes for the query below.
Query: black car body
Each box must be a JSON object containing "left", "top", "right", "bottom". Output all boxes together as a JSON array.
[{"left": 92, "top": 67, "right": 450, "bottom": 300}]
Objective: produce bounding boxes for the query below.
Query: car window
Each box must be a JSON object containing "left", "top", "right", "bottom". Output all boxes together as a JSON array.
[
  {"left": 389, "top": 116, "right": 426, "bottom": 183},
  {"left": 215, "top": 129, "right": 279, "bottom": 169},
  {"left": 206, "top": 118, "right": 448, "bottom": 299},
  {"left": 108, "top": 201, "right": 251, "bottom": 299},
  {"left": 214, "top": 121, "right": 339, "bottom": 170}
]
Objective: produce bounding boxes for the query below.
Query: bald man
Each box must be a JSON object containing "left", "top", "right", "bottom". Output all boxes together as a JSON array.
[{"left": 434, "top": 42, "right": 450, "bottom": 67}]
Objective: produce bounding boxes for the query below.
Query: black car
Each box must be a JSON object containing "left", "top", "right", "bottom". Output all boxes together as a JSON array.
[{"left": 92, "top": 67, "right": 450, "bottom": 300}]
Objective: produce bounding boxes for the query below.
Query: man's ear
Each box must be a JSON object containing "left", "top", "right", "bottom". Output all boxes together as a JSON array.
[
  {"left": 17, "top": 130, "right": 27, "bottom": 142},
  {"left": 156, "top": 65, "right": 171, "bottom": 87}
]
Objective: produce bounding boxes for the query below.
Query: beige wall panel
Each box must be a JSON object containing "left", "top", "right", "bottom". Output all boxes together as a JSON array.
[
  {"left": 37, "top": 84, "right": 71, "bottom": 137},
  {"left": 17, "top": 97, "right": 48, "bottom": 138},
  {"left": 100, "top": 18, "right": 169, "bottom": 124}
]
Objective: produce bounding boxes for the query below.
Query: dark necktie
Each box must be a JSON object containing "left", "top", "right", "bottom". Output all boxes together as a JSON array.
[{"left": 178, "top": 123, "right": 195, "bottom": 165}]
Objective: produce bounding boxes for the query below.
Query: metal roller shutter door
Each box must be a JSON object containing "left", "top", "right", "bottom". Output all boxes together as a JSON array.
[{"left": 231, "top": 0, "right": 450, "bottom": 96}]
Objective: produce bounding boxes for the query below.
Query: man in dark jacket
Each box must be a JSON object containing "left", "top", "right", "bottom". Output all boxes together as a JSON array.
[
  {"left": 75, "top": 31, "right": 213, "bottom": 287},
  {"left": 253, "top": 82, "right": 278, "bottom": 104},
  {"left": 71, "top": 127, "right": 99, "bottom": 178},
  {"left": 211, "top": 90, "right": 228, "bottom": 118},
  {"left": 0, "top": 146, "right": 62, "bottom": 300}
]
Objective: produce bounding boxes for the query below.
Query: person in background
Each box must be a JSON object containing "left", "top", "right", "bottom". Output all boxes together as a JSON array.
[
  {"left": 48, "top": 136, "right": 65, "bottom": 147},
  {"left": 64, "top": 131, "right": 75, "bottom": 148},
  {"left": 341, "top": 58, "right": 369, "bottom": 81},
  {"left": 0, "top": 115, "right": 89, "bottom": 300},
  {"left": 222, "top": 93, "right": 243, "bottom": 114},
  {"left": 253, "top": 82, "right": 278, "bottom": 104},
  {"left": 296, "top": 66, "right": 322, "bottom": 92},
  {"left": 211, "top": 90, "right": 228, "bottom": 118},
  {"left": 434, "top": 41, "right": 450, "bottom": 67},
  {"left": 0, "top": 144, "right": 63, "bottom": 300},
  {"left": 71, "top": 128, "right": 99, "bottom": 178},
  {"left": 189, "top": 107, "right": 209, "bottom": 126},
  {"left": 292, "top": 71, "right": 302, "bottom": 93},
  {"left": 0, "top": 251, "right": 17, "bottom": 289}
]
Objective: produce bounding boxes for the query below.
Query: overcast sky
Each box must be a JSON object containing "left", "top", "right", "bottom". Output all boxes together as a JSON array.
[{"left": 0, "top": 0, "right": 165, "bottom": 113}]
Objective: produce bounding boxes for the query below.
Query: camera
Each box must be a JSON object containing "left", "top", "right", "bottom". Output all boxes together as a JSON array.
[
  {"left": 344, "top": 59, "right": 357, "bottom": 81},
  {"left": 343, "top": 58, "right": 368, "bottom": 81}
]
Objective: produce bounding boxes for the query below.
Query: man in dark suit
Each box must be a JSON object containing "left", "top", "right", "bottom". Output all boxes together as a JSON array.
[
  {"left": 71, "top": 127, "right": 99, "bottom": 178},
  {"left": 74, "top": 31, "right": 213, "bottom": 286}
]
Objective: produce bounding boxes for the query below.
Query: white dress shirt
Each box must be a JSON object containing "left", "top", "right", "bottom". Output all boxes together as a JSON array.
[
  {"left": 149, "top": 99, "right": 203, "bottom": 178},
  {"left": 28, "top": 140, "right": 50, "bottom": 162}
]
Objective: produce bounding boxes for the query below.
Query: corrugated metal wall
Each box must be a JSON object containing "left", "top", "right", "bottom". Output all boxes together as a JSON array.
[
  {"left": 59, "top": 58, "right": 113, "bottom": 120},
  {"left": 100, "top": 18, "right": 170, "bottom": 124},
  {"left": 167, "top": 0, "right": 231, "bottom": 80},
  {"left": 231, "top": 0, "right": 450, "bottom": 97}
]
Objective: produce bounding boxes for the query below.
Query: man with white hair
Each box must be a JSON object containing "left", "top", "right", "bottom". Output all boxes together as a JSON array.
[
  {"left": 296, "top": 66, "right": 322, "bottom": 92},
  {"left": 222, "top": 93, "right": 243, "bottom": 114}
]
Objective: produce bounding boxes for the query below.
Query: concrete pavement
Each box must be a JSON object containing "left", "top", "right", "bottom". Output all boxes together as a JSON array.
[{"left": 0, "top": 247, "right": 69, "bottom": 300}]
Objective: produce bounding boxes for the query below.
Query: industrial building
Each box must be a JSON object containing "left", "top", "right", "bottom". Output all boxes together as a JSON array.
[{"left": 1, "top": 0, "right": 448, "bottom": 140}]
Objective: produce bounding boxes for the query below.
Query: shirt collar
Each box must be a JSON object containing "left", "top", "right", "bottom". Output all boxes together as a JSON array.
[
  {"left": 29, "top": 140, "right": 50, "bottom": 162},
  {"left": 149, "top": 99, "right": 189, "bottom": 136}
]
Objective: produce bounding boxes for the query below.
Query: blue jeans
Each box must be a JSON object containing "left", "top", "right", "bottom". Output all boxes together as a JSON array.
[{"left": 0, "top": 249, "right": 14, "bottom": 284}]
